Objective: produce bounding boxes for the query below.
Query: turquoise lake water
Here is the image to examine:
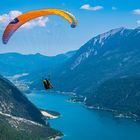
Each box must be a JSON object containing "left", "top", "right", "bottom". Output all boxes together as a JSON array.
[{"left": 27, "top": 91, "right": 140, "bottom": 140}]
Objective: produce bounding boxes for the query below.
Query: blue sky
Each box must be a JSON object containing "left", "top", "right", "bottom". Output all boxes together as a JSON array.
[{"left": 0, "top": 0, "right": 140, "bottom": 55}]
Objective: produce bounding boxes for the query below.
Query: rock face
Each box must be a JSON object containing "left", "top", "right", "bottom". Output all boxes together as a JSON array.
[
  {"left": 54, "top": 27, "right": 140, "bottom": 95},
  {"left": 0, "top": 75, "right": 62, "bottom": 139}
]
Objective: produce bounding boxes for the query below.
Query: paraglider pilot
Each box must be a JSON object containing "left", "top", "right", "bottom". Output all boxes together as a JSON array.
[{"left": 43, "top": 79, "right": 53, "bottom": 90}]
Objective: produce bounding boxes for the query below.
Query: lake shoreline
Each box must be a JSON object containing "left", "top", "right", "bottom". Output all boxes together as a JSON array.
[
  {"left": 40, "top": 109, "right": 60, "bottom": 119},
  {"left": 40, "top": 109, "right": 64, "bottom": 140},
  {"left": 40, "top": 91, "right": 139, "bottom": 121},
  {"left": 86, "top": 105, "right": 139, "bottom": 121},
  {"left": 67, "top": 94, "right": 140, "bottom": 122},
  {"left": 49, "top": 135, "right": 62, "bottom": 140},
  {"left": 31, "top": 91, "right": 140, "bottom": 122},
  {"left": 27, "top": 91, "right": 140, "bottom": 140}
]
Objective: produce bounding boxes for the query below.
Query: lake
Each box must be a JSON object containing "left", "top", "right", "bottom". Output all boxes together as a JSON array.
[{"left": 27, "top": 91, "right": 140, "bottom": 140}]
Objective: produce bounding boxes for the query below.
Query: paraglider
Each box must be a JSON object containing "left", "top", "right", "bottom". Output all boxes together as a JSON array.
[
  {"left": 2, "top": 8, "right": 77, "bottom": 91},
  {"left": 2, "top": 8, "right": 77, "bottom": 44},
  {"left": 43, "top": 79, "right": 53, "bottom": 90}
]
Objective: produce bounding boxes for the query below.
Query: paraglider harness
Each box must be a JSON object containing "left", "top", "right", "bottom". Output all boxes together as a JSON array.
[{"left": 42, "top": 79, "right": 53, "bottom": 90}]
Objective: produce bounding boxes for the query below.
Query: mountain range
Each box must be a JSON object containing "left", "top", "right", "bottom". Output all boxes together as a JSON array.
[
  {"left": 52, "top": 27, "right": 140, "bottom": 95},
  {"left": 0, "top": 51, "right": 75, "bottom": 76},
  {"left": 1, "top": 27, "right": 140, "bottom": 119}
]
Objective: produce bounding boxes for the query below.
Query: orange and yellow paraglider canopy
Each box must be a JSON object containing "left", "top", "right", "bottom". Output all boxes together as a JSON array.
[{"left": 2, "top": 8, "right": 77, "bottom": 44}]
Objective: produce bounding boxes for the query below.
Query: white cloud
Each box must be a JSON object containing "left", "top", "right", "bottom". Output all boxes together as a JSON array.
[
  {"left": 22, "top": 17, "right": 49, "bottom": 29},
  {"left": 80, "top": 4, "right": 103, "bottom": 11},
  {"left": 9, "top": 10, "right": 22, "bottom": 19},
  {"left": 0, "top": 10, "right": 49, "bottom": 30},
  {"left": 112, "top": 7, "right": 117, "bottom": 10},
  {"left": 137, "top": 20, "right": 140, "bottom": 25},
  {"left": 0, "top": 10, "right": 22, "bottom": 24},
  {"left": 133, "top": 9, "right": 140, "bottom": 15}
]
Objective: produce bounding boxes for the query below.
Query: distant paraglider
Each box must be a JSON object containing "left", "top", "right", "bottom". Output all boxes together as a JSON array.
[
  {"left": 2, "top": 8, "right": 77, "bottom": 44},
  {"left": 43, "top": 79, "right": 53, "bottom": 90}
]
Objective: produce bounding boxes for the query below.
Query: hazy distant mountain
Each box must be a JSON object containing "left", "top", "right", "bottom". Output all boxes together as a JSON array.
[
  {"left": 53, "top": 27, "right": 140, "bottom": 95},
  {"left": 0, "top": 75, "right": 62, "bottom": 139},
  {"left": 0, "top": 51, "right": 76, "bottom": 76},
  {"left": 0, "top": 51, "right": 76, "bottom": 91}
]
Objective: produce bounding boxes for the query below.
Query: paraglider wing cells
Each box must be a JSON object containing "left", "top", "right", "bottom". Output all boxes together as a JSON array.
[{"left": 2, "top": 8, "right": 77, "bottom": 44}]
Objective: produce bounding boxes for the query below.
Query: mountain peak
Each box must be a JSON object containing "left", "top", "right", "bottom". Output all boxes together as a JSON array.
[
  {"left": 70, "top": 27, "right": 129, "bottom": 70},
  {"left": 98, "top": 27, "right": 126, "bottom": 39},
  {"left": 90, "top": 27, "right": 127, "bottom": 48},
  {"left": 108, "top": 27, "right": 126, "bottom": 34}
]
